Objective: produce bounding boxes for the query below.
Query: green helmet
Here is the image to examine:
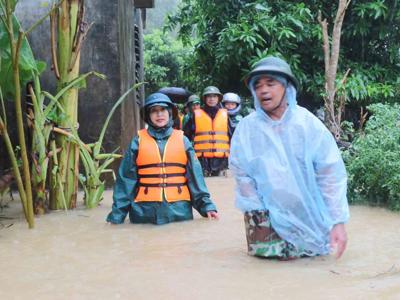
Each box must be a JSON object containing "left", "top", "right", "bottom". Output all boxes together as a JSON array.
[
  {"left": 186, "top": 94, "right": 201, "bottom": 107},
  {"left": 202, "top": 86, "right": 223, "bottom": 101},
  {"left": 245, "top": 56, "right": 299, "bottom": 90},
  {"left": 141, "top": 92, "right": 178, "bottom": 120}
]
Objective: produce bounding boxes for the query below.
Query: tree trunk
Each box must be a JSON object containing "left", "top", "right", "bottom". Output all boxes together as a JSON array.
[{"left": 318, "top": 0, "right": 351, "bottom": 141}]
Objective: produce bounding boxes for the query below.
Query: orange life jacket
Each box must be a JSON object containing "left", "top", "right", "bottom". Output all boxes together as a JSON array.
[
  {"left": 193, "top": 108, "right": 230, "bottom": 158},
  {"left": 134, "top": 129, "right": 190, "bottom": 203}
]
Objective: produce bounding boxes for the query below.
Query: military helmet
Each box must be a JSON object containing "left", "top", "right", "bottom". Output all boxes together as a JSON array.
[
  {"left": 202, "top": 86, "right": 223, "bottom": 101},
  {"left": 245, "top": 56, "right": 299, "bottom": 90},
  {"left": 222, "top": 92, "right": 241, "bottom": 105},
  {"left": 187, "top": 94, "right": 201, "bottom": 105},
  {"left": 141, "top": 92, "right": 178, "bottom": 120}
]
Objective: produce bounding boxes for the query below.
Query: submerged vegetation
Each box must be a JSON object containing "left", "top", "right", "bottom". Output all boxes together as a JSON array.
[{"left": 0, "top": 0, "right": 140, "bottom": 227}]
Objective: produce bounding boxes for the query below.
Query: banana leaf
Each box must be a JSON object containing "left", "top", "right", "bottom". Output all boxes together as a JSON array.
[{"left": 0, "top": 14, "right": 46, "bottom": 98}]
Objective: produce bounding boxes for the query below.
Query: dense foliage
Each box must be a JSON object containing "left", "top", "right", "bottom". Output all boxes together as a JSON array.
[
  {"left": 343, "top": 103, "right": 400, "bottom": 211},
  {"left": 143, "top": 29, "right": 192, "bottom": 94},
  {"left": 166, "top": 0, "right": 400, "bottom": 107}
]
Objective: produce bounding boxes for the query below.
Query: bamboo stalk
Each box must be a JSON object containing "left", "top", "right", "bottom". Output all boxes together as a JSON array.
[
  {"left": 5, "top": 0, "right": 34, "bottom": 228},
  {"left": 69, "top": 21, "right": 93, "bottom": 71},
  {"left": 64, "top": 141, "right": 72, "bottom": 208},
  {"left": 50, "top": 7, "right": 60, "bottom": 79},
  {"left": 72, "top": 0, "right": 84, "bottom": 50},
  {"left": 72, "top": 143, "right": 80, "bottom": 208},
  {"left": 51, "top": 0, "right": 82, "bottom": 209},
  {"left": 0, "top": 117, "right": 29, "bottom": 220},
  {"left": 0, "top": 88, "right": 7, "bottom": 126}
]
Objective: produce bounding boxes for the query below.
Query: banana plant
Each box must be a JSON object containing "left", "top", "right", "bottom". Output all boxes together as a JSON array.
[
  {"left": 27, "top": 74, "right": 53, "bottom": 214},
  {"left": 49, "top": 0, "right": 93, "bottom": 209},
  {"left": 79, "top": 83, "right": 143, "bottom": 208},
  {"left": 41, "top": 71, "right": 105, "bottom": 210},
  {"left": 0, "top": 0, "right": 63, "bottom": 227},
  {"left": 27, "top": 71, "right": 101, "bottom": 213},
  {"left": 44, "top": 79, "right": 142, "bottom": 209}
]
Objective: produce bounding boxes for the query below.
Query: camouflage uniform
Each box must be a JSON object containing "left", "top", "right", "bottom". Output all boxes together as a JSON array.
[{"left": 244, "top": 210, "right": 313, "bottom": 259}]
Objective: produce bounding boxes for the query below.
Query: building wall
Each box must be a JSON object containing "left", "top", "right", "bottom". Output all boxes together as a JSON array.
[
  {"left": 118, "top": 0, "right": 145, "bottom": 151},
  {"left": 0, "top": 0, "right": 146, "bottom": 177}
]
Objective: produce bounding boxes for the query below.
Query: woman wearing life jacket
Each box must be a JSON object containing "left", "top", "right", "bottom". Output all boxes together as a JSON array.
[
  {"left": 183, "top": 86, "right": 233, "bottom": 176},
  {"left": 107, "top": 92, "right": 219, "bottom": 225}
]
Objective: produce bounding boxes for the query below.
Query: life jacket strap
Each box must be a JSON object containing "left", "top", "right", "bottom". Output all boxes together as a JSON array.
[{"left": 137, "top": 162, "right": 186, "bottom": 169}]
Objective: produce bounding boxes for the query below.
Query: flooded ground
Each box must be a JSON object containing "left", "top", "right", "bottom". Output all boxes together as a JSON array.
[{"left": 1, "top": 175, "right": 399, "bottom": 299}]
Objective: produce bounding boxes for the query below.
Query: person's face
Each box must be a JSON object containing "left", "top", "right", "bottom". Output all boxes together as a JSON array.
[
  {"left": 191, "top": 103, "right": 200, "bottom": 112},
  {"left": 205, "top": 94, "right": 219, "bottom": 107},
  {"left": 149, "top": 105, "right": 169, "bottom": 127},
  {"left": 254, "top": 76, "right": 286, "bottom": 118},
  {"left": 224, "top": 102, "right": 237, "bottom": 110}
]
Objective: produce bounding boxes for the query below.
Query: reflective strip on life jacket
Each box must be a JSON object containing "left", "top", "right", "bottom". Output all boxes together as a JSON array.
[
  {"left": 193, "top": 108, "right": 230, "bottom": 158},
  {"left": 134, "top": 129, "right": 190, "bottom": 202}
]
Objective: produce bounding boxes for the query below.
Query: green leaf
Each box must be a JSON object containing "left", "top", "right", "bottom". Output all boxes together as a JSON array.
[
  {"left": 0, "top": 14, "right": 42, "bottom": 98},
  {"left": 35, "top": 60, "right": 46, "bottom": 74},
  {"left": 254, "top": 4, "right": 269, "bottom": 11},
  {"left": 93, "top": 82, "right": 144, "bottom": 156}
]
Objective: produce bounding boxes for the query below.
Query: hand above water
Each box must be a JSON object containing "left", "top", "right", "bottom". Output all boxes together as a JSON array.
[
  {"left": 330, "top": 223, "right": 347, "bottom": 259},
  {"left": 207, "top": 211, "right": 219, "bottom": 220}
]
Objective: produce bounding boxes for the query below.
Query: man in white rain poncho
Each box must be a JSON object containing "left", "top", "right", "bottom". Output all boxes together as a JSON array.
[{"left": 229, "top": 56, "right": 349, "bottom": 260}]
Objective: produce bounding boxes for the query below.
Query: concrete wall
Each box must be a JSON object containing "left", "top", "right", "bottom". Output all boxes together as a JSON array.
[{"left": 0, "top": 0, "right": 146, "bottom": 176}]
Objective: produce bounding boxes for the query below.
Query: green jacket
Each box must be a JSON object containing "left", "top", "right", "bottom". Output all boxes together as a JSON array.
[
  {"left": 106, "top": 125, "right": 217, "bottom": 225},
  {"left": 182, "top": 113, "right": 191, "bottom": 129}
]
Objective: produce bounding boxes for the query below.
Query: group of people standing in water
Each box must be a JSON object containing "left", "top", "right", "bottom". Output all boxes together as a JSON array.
[
  {"left": 178, "top": 86, "right": 243, "bottom": 177},
  {"left": 107, "top": 56, "right": 349, "bottom": 261}
]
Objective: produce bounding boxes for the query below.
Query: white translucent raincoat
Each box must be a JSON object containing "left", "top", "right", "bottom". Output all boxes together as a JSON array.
[{"left": 229, "top": 83, "right": 349, "bottom": 255}]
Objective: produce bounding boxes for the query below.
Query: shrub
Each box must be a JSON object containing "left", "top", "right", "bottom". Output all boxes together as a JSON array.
[{"left": 343, "top": 103, "right": 400, "bottom": 211}]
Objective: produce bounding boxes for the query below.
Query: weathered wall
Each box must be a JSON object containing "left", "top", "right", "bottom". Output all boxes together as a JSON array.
[
  {"left": 118, "top": 0, "right": 145, "bottom": 151},
  {"left": 0, "top": 0, "right": 146, "bottom": 179}
]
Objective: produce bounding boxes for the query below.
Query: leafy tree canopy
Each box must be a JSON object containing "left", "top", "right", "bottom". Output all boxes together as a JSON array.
[
  {"left": 144, "top": 29, "right": 192, "bottom": 94},
  {"left": 166, "top": 0, "right": 400, "bottom": 107}
]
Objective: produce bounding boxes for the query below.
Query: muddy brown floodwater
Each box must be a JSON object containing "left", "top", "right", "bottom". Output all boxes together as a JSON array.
[{"left": 1, "top": 175, "right": 400, "bottom": 299}]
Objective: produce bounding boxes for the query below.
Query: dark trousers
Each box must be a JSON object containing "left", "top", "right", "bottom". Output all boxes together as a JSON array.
[{"left": 198, "top": 157, "right": 228, "bottom": 176}]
